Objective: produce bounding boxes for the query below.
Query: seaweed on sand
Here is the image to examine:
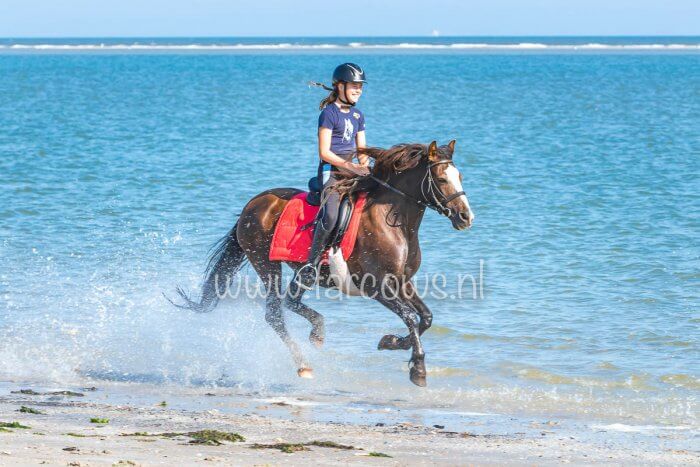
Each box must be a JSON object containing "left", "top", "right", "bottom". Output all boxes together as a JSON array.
[
  {"left": 121, "top": 430, "right": 246, "bottom": 446},
  {"left": 251, "top": 443, "right": 310, "bottom": 453},
  {"left": 12, "top": 389, "right": 84, "bottom": 397},
  {"left": 66, "top": 433, "right": 104, "bottom": 438},
  {"left": 0, "top": 421, "right": 31, "bottom": 429},
  {"left": 251, "top": 440, "right": 361, "bottom": 454},
  {"left": 182, "top": 430, "right": 246, "bottom": 445},
  {"left": 307, "top": 440, "right": 356, "bottom": 450}
]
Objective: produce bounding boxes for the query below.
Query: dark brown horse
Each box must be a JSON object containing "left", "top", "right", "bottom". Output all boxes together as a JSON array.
[{"left": 171, "top": 140, "right": 474, "bottom": 386}]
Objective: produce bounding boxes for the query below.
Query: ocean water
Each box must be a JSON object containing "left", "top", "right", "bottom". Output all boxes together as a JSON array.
[{"left": 1, "top": 37, "right": 698, "bottom": 439}]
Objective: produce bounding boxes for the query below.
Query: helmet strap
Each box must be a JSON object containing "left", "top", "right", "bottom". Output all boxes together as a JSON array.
[{"left": 336, "top": 83, "right": 355, "bottom": 108}]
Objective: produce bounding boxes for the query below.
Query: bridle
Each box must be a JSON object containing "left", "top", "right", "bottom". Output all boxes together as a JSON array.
[
  {"left": 368, "top": 160, "right": 466, "bottom": 218},
  {"left": 421, "top": 160, "right": 467, "bottom": 217}
]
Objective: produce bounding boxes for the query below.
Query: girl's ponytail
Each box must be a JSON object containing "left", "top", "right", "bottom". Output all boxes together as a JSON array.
[{"left": 319, "top": 87, "right": 338, "bottom": 110}]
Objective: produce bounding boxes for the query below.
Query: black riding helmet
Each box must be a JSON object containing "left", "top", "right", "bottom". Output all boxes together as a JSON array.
[
  {"left": 332, "top": 63, "right": 366, "bottom": 107},
  {"left": 332, "top": 63, "right": 366, "bottom": 84}
]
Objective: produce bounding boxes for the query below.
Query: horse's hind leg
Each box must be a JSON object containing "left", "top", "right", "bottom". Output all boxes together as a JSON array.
[
  {"left": 256, "top": 262, "right": 313, "bottom": 378},
  {"left": 283, "top": 279, "right": 325, "bottom": 348}
]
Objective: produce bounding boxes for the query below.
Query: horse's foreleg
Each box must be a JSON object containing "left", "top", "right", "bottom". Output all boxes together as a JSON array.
[
  {"left": 374, "top": 289, "right": 427, "bottom": 387},
  {"left": 260, "top": 272, "right": 313, "bottom": 378},
  {"left": 377, "top": 282, "right": 432, "bottom": 350},
  {"left": 283, "top": 279, "right": 325, "bottom": 348},
  {"left": 406, "top": 283, "right": 433, "bottom": 336}
]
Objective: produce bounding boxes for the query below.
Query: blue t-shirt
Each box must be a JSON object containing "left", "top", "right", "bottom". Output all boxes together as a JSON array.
[{"left": 318, "top": 104, "right": 365, "bottom": 159}]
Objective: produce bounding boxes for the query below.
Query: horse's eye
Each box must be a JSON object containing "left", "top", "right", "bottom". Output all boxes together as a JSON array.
[{"left": 436, "top": 178, "right": 447, "bottom": 183}]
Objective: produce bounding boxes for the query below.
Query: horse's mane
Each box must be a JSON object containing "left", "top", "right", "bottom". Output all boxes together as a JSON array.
[
  {"left": 362, "top": 143, "right": 428, "bottom": 177},
  {"left": 332, "top": 143, "right": 428, "bottom": 198}
]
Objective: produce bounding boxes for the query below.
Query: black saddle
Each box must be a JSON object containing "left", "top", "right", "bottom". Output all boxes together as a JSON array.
[{"left": 306, "top": 176, "right": 354, "bottom": 247}]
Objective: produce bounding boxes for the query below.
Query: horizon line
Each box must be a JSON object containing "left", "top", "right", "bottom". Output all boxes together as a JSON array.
[{"left": 3, "top": 34, "right": 699, "bottom": 39}]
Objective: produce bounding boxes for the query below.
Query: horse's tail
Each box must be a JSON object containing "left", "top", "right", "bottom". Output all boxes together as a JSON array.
[{"left": 167, "top": 221, "right": 248, "bottom": 313}]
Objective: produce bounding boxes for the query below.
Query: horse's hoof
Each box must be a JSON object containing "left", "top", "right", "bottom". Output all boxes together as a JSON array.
[
  {"left": 378, "top": 334, "right": 410, "bottom": 350},
  {"left": 409, "top": 366, "right": 427, "bottom": 387},
  {"left": 297, "top": 367, "right": 314, "bottom": 379},
  {"left": 378, "top": 334, "right": 400, "bottom": 350}
]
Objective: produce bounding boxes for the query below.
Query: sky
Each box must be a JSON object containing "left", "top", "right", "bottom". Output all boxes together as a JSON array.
[{"left": 1, "top": 0, "right": 698, "bottom": 37}]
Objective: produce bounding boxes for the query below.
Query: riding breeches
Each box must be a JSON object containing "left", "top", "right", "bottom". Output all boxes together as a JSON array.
[{"left": 317, "top": 171, "right": 341, "bottom": 234}]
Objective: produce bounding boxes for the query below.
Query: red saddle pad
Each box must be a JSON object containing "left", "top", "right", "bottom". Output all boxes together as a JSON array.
[{"left": 269, "top": 192, "right": 367, "bottom": 263}]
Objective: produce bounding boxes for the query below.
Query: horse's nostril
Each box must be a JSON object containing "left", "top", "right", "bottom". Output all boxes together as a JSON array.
[{"left": 459, "top": 212, "right": 469, "bottom": 222}]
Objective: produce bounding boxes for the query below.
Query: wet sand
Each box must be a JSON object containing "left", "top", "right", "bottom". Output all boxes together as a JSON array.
[{"left": 0, "top": 389, "right": 697, "bottom": 466}]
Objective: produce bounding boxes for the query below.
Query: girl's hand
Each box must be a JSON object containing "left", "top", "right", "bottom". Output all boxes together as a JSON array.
[
  {"left": 350, "top": 163, "right": 370, "bottom": 176},
  {"left": 341, "top": 162, "right": 370, "bottom": 176}
]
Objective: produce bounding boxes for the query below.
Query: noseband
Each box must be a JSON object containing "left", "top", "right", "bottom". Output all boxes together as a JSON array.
[
  {"left": 368, "top": 160, "right": 466, "bottom": 218},
  {"left": 421, "top": 160, "right": 467, "bottom": 217}
]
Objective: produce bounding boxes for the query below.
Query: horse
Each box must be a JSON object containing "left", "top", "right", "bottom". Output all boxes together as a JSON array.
[{"left": 170, "top": 140, "right": 474, "bottom": 386}]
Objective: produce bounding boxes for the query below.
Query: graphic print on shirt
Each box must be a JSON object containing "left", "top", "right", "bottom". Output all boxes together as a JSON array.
[{"left": 342, "top": 118, "right": 354, "bottom": 142}]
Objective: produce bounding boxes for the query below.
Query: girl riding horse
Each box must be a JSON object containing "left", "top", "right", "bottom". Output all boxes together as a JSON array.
[{"left": 295, "top": 63, "right": 371, "bottom": 288}]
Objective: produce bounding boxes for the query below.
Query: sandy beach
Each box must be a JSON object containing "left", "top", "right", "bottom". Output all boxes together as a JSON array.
[{"left": 0, "top": 386, "right": 697, "bottom": 466}]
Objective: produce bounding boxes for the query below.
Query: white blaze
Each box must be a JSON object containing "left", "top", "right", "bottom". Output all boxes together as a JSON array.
[{"left": 444, "top": 165, "right": 471, "bottom": 214}]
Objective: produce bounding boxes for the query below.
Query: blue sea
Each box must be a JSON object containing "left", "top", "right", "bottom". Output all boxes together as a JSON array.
[{"left": 0, "top": 37, "right": 698, "bottom": 447}]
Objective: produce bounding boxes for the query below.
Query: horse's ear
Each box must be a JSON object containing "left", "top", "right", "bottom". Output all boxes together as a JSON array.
[
  {"left": 428, "top": 141, "right": 439, "bottom": 162},
  {"left": 448, "top": 139, "right": 456, "bottom": 155}
]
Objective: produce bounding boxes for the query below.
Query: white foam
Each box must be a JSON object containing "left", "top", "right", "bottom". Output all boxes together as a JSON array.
[
  {"left": 515, "top": 42, "right": 549, "bottom": 49},
  {"left": 1, "top": 42, "right": 698, "bottom": 52},
  {"left": 452, "top": 410, "right": 500, "bottom": 417},
  {"left": 591, "top": 423, "right": 694, "bottom": 433},
  {"left": 449, "top": 43, "right": 491, "bottom": 49},
  {"left": 3, "top": 43, "right": 341, "bottom": 51}
]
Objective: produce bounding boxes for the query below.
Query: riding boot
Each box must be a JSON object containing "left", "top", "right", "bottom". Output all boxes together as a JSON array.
[{"left": 294, "top": 219, "right": 334, "bottom": 289}]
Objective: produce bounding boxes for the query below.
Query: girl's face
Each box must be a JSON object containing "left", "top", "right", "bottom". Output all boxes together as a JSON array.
[{"left": 339, "top": 81, "right": 363, "bottom": 104}]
